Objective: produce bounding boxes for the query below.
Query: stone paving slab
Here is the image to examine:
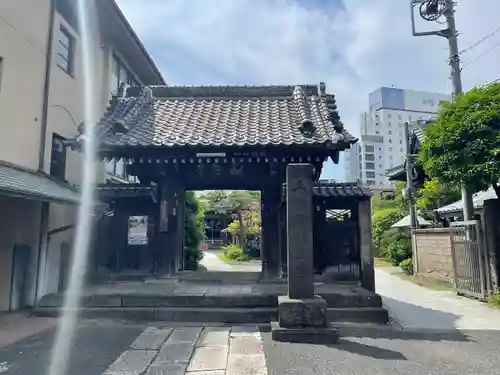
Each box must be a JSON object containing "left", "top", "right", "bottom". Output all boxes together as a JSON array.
[
  {"left": 101, "top": 325, "right": 268, "bottom": 375},
  {"left": 103, "top": 349, "right": 157, "bottom": 375},
  {"left": 187, "top": 346, "right": 228, "bottom": 372},
  {"left": 130, "top": 327, "right": 173, "bottom": 350},
  {"left": 197, "top": 327, "right": 230, "bottom": 346}
]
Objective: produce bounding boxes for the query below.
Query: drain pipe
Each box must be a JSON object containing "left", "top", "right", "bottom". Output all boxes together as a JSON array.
[
  {"left": 38, "top": 0, "right": 56, "bottom": 171},
  {"left": 34, "top": 0, "right": 56, "bottom": 305}
]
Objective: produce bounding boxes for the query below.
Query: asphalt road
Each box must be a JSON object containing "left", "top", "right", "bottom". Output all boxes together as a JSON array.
[
  {"left": 262, "top": 326, "right": 500, "bottom": 375},
  {"left": 0, "top": 320, "right": 144, "bottom": 375}
]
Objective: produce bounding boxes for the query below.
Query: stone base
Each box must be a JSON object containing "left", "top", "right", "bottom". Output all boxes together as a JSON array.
[
  {"left": 270, "top": 321, "right": 339, "bottom": 344},
  {"left": 278, "top": 295, "right": 328, "bottom": 328}
]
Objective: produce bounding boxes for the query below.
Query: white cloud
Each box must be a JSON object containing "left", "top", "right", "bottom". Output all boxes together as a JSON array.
[{"left": 115, "top": 0, "right": 500, "bottom": 178}]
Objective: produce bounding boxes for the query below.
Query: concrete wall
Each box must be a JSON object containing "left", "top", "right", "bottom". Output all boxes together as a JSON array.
[
  {"left": 413, "top": 228, "right": 454, "bottom": 284},
  {"left": 0, "top": 197, "right": 42, "bottom": 311},
  {"left": 0, "top": 0, "right": 50, "bottom": 170}
]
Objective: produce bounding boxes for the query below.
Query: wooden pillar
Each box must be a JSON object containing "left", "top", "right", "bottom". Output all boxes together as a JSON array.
[
  {"left": 176, "top": 189, "right": 186, "bottom": 271},
  {"left": 358, "top": 198, "right": 375, "bottom": 292},
  {"left": 261, "top": 185, "right": 282, "bottom": 278},
  {"left": 280, "top": 203, "right": 287, "bottom": 278},
  {"left": 155, "top": 179, "right": 182, "bottom": 277},
  {"left": 111, "top": 203, "right": 129, "bottom": 271},
  {"left": 313, "top": 201, "right": 326, "bottom": 273}
]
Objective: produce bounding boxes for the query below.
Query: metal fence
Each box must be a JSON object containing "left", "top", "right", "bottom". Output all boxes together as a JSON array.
[{"left": 449, "top": 220, "right": 489, "bottom": 300}]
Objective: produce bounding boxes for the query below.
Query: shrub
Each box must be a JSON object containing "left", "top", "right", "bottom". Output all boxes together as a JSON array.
[
  {"left": 372, "top": 208, "right": 406, "bottom": 257},
  {"left": 399, "top": 258, "right": 414, "bottom": 275},
  {"left": 184, "top": 192, "right": 205, "bottom": 270},
  {"left": 387, "top": 233, "right": 412, "bottom": 266},
  {"left": 222, "top": 244, "right": 250, "bottom": 261}
]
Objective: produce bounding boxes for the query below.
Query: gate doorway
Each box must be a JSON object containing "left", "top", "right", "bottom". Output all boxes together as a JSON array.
[{"left": 449, "top": 220, "right": 489, "bottom": 300}]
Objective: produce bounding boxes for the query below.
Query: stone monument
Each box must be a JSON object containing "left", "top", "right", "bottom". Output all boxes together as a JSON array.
[{"left": 271, "top": 163, "right": 339, "bottom": 343}]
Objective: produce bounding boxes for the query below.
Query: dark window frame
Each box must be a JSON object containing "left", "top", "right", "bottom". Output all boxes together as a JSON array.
[
  {"left": 56, "top": 26, "right": 75, "bottom": 75},
  {"left": 50, "top": 134, "right": 67, "bottom": 180}
]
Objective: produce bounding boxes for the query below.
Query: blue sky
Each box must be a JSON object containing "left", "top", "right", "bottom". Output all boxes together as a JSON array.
[{"left": 115, "top": 0, "right": 500, "bottom": 180}]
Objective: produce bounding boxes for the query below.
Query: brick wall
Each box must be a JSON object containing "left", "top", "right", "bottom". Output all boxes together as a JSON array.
[{"left": 413, "top": 228, "right": 454, "bottom": 283}]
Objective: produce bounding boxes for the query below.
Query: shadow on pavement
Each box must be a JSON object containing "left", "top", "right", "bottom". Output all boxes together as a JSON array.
[{"left": 331, "top": 338, "right": 407, "bottom": 360}]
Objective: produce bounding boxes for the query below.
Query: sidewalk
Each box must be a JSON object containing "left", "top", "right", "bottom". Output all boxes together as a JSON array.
[
  {"left": 200, "top": 250, "right": 262, "bottom": 272},
  {"left": 375, "top": 268, "right": 500, "bottom": 330},
  {"left": 0, "top": 312, "right": 56, "bottom": 349}
]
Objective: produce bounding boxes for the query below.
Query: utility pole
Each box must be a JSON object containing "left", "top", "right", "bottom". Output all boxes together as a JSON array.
[
  {"left": 410, "top": 0, "right": 474, "bottom": 220},
  {"left": 404, "top": 121, "right": 419, "bottom": 230}
]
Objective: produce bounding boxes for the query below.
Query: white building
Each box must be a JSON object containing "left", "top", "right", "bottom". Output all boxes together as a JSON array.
[
  {"left": 344, "top": 87, "right": 450, "bottom": 187},
  {"left": 0, "top": 0, "right": 165, "bottom": 312}
]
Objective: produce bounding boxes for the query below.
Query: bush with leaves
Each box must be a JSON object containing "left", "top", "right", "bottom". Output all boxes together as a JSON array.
[
  {"left": 184, "top": 191, "right": 205, "bottom": 270},
  {"left": 387, "top": 233, "right": 412, "bottom": 266},
  {"left": 221, "top": 244, "right": 250, "bottom": 261},
  {"left": 399, "top": 258, "right": 413, "bottom": 275},
  {"left": 420, "top": 82, "right": 500, "bottom": 198},
  {"left": 372, "top": 208, "right": 406, "bottom": 257}
]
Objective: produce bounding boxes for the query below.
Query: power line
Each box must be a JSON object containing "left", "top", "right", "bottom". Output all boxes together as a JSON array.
[
  {"left": 459, "top": 25, "right": 500, "bottom": 55},
  {"left": 462, "top": 40, "right": 500, "bottom": 69}
]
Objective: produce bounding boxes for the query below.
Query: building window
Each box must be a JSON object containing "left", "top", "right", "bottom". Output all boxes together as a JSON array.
[
  {"left": 366, "top": 180, "right": 375, "bottom": 185},
  {"left": 56, "top": 26, "right": 74, "bottom": 74},
  {"left": 387, "top": 113, "right": 391, "bottom": 118},
  {"left": 400, "top": 140, "right": 403, "bottom": 144},
  {"left": 398, "top": 115, "right": 402, "bottom": 120},
  {"left": 365, "top": 154, "right": 375, "bottom": 161},
  {"left": 110, "top": 54, "right": 139, "bottom": 95},
  {"left": 375, "top": 131, "right": 379, "bottom": 134},
  {"left": 389, "top": 147, "right": 393, "bottom": 151},
  {"left": 388, "top": 139, "right": 392, "bottom": 143},
  {"left": 50, "top": 134, "right": 67, "bottom": 179},
  {"left": 364, "top": 145, "right": 374, "bottom": 153},
  {"left": 400, "top": 148, "right": 404, "bottom": 152},
  {"left": 365, "top": 162, "right": 375, "bottom": 170},
  {"left": 388, "top": 130, "right": 392, "bottom": 134},
  {"left": 366, "top": 171, "right": 376, "bottom": 179}
]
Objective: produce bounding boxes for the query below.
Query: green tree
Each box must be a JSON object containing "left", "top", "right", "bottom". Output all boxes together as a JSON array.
[
  {"left": 416, "top": 178, "right": 461, "bottom": 216},
  {"left": 184, "top": 191, "right": 205, "bottom": 270},
  {"left": 420, "top": 82, "right": 500, "bottom": 198},
  {"left": 203, "top": 190, "right": 261, "bottom": 246}
]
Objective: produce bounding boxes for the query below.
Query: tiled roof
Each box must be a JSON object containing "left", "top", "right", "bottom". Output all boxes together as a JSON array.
[
  {"left": 95, "top": 183, "right": 157, "bottom": 200},
  {"left": 313, "top": 182, "right": 373, "bottom": 198},
  {"left": 436, "top": 186, "right": 497, "bottom": 214},
  {"left": 282, "top": 181, "right": 372, "bottom": 199},
  {"left": 92, "top": 84, "right": 356, "bottom": 150},
  {"left": 0, "top": 161, "right": 80, "bottom": 204}
]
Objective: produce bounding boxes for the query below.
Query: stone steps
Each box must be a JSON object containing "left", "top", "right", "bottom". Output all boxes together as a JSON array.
[
  {"left": 33, "top": 306, "right": 389, "bottom": 324},
  {"left": 37, "top": 292, "right": 383, "bottom": 309}
]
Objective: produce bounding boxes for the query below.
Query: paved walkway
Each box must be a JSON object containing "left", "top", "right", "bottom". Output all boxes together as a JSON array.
[
  {"left": 375, "top": 268, "right": 500, "bottom": 330},
  {"left": 0, "top": 312, "right": 56, "bottom": 349},
  {"left": 200, "top": 250, "right": 262, "bottom": 272}
]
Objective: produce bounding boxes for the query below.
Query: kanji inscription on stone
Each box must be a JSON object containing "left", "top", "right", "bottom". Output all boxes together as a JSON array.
[{"left": 286, "top": 163, "right": 314, "bottom": 299}]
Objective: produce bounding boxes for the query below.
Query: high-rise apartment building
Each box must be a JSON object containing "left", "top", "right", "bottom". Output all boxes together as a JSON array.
[{"left": 344, "top": 87, "right": 450, "bottom": 187}]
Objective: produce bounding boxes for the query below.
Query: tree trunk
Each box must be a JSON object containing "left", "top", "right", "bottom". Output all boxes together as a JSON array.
[{"left": 236, "top": 210, "right": 245, "bottom": 249}]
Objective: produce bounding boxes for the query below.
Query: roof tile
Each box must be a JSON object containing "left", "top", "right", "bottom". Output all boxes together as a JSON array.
[{"left": 94, "top": 84, "right": 356, "bottom": 149}]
